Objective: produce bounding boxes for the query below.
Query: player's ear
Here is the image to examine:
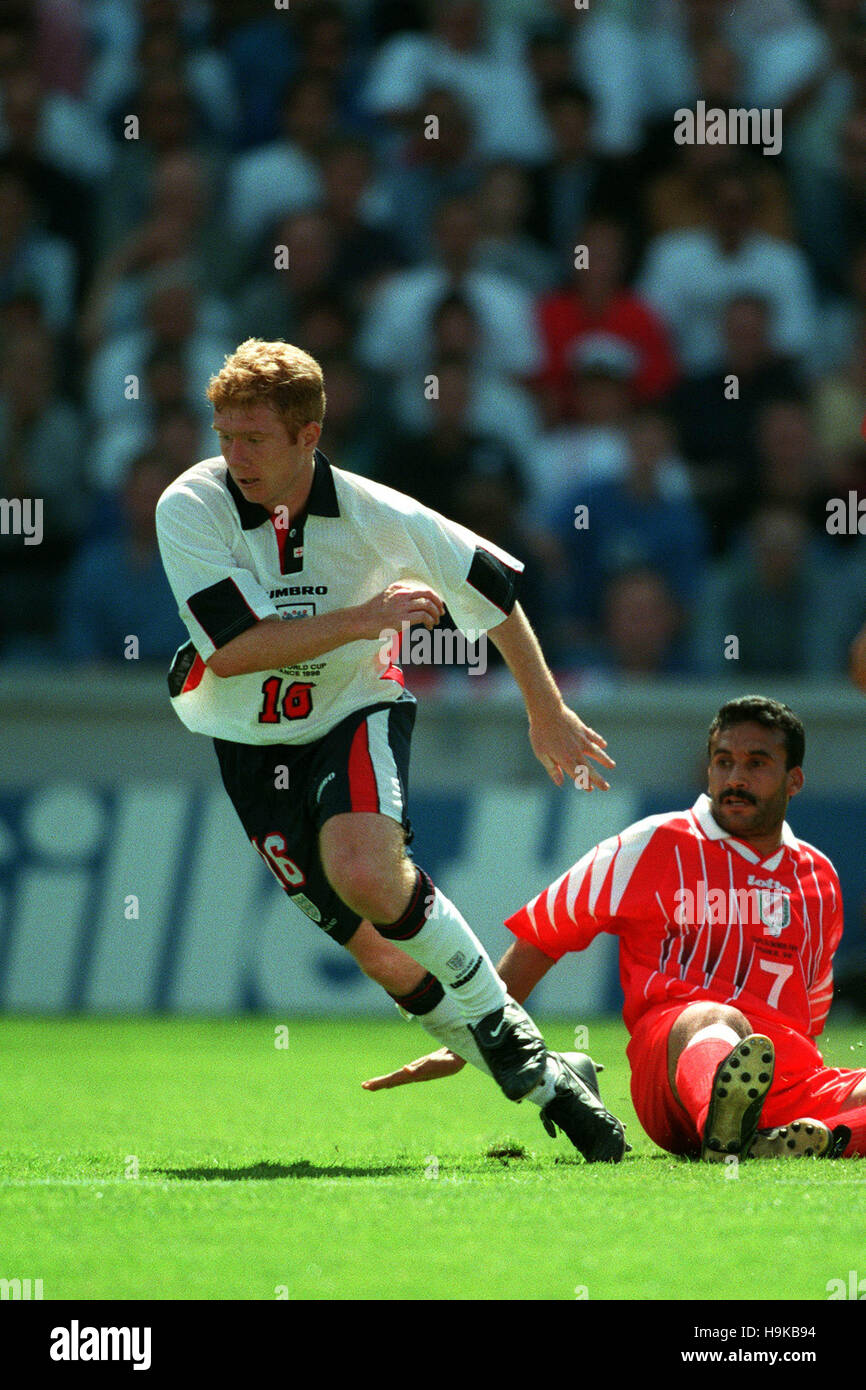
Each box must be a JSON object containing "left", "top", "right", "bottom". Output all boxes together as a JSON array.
[{"left": 786, "top": 766, "right": 804, "bottom": 798}]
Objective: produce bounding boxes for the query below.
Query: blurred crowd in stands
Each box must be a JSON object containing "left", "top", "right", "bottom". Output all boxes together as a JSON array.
[{"left": 2, "top": 0, "right": 866, "bottom": 685}]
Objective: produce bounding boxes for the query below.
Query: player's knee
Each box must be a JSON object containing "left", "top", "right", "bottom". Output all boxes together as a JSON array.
[
  {"left": 682, "top": 1001, "right": 750, "bottom": 1037},
  {"left": 326, "top": 851, "right": 405, "bottom": 923}
]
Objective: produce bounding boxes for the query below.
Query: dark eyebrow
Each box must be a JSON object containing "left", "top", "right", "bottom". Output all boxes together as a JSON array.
[{"left": 712, "top": 746, "right": 773, "bottom": 758}]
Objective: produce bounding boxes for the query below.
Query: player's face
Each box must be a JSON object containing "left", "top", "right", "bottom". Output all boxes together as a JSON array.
[
  {"left": 707, "top": 722, "right": 804, "bottom": 846},
  {"left": 213, "top": 404, "right": 319, "bottom": 513}
]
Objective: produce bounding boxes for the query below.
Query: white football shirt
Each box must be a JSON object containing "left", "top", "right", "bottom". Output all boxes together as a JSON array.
[{"left": 155, "top": 450, "right": 524, "bottom": 744}]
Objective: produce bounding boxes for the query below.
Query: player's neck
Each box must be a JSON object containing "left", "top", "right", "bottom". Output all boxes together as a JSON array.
[
  {"left": 737, "top": 830, "right": 784, "bottom": 860},
  {"left": 273, "top": 452, "right": 316, "bottom": 519}
]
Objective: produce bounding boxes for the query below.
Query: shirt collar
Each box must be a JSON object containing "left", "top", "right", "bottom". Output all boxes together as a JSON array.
[
  {"left": 690, "top": 792, "right": 799, "bottom": 865},
  {"left": 226, "top": 448, "right": 340, "bottom": 530}
]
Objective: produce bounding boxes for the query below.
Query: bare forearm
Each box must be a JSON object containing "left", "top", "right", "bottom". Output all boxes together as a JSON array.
[
  {"left": 496, "top": 938, "right": 555, "bottom": 1004},
  {"left": 490, "top": 603, "right": 563, "bottom": 720},
  {"left": 208, "top": 609, "right": 365, "bottom": 676},
  {"left": 207, "top": 580, "right": 446, "bottom": 677}
]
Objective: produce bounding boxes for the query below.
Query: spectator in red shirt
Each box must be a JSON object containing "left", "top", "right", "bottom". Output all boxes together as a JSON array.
[{"left": 536, "top": 215, "right": 679, "bottom": 423}]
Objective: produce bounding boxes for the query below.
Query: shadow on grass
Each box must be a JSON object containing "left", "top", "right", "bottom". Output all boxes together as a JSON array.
[{"left": 157, "top": 1159, "right": 414, "bottom": 1181}]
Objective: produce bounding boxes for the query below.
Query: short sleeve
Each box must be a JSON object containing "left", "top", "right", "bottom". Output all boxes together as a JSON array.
[
  {"left": 504, "top": 816, "right": 666, "bottom": 962},
  {"left": 396, "top": 505, "right": 525, "bottom": 637},
  {"left": 155, "top": 483, "right": 280, "bottom": 661},
  {"left": 505, "top": 842, "right": 617, "bottom": 963}
]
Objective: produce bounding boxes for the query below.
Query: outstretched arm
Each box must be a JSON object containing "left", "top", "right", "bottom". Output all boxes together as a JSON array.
[
  {"left": 362, "top": 939, "right": 555, "bottom": 1090},
  {"left": 498, "top": 938, "right": 557, "bottom": 1002},
  {"left": 489, "top": 603, "right": 615, "bottom": 789}
]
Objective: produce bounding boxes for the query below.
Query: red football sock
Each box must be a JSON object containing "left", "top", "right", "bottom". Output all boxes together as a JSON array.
[
  {"left": 675, "top": 1038, "right": 734, "bottom": 1138},
  {"left": 821, "top": 1104, "right": 866, "bottom": 1156}
]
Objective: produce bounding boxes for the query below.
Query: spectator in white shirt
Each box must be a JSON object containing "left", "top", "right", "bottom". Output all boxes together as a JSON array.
[
  {"left": 564, "top": 0, "right": 646, "bottom": 156},
  {"left": 388, "top": 290, "right": 543, "bottom": 462},
  {"left": 357, "top": 191, "right": 543, "bottom": 378},
  {"left": 0, "top": 57, "right": 113, "bottom": 185},
  {"left": 363, "top": 0, "right": 550, "bottom": 162},
  {"left": 533, "top": 334, "right": 692, "bottom": 519},
  {"left": 638, "top": 162, "right": 818, "bottom": 375},
  {"left": 86, "top": 269, "right": 234, "bottom": 429},
  {"left": 642, "top": 0, "right": 830, "bottom": 116},
  {"left": 225, "top": 75, "right": 337, "bottom": 252},
  {"left": 375, "top": 85, "right": 483, "bottom": 260}
]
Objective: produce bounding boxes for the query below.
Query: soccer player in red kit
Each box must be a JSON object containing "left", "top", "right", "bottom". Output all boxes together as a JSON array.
[{"left": 365, "top": 696, "right": 866, "bottom": 1161}]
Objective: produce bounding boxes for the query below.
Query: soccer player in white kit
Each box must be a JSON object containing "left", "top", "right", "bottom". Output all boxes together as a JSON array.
[{"left": 155, "top": 339, "right": 625, "bottom": 1162}]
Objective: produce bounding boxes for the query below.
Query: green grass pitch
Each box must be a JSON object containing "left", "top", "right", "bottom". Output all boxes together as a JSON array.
[{"left": 1, "top": 1014, "right": 865, "bottom": 1301}]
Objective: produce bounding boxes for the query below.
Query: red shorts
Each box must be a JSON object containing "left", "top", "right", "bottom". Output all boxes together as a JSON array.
[{"left": 627, "top": 1002, "right": 865, "bottom": 1156}]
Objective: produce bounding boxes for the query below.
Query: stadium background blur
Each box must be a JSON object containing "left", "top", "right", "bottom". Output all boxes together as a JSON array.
[{"left": 3, "top": 0, "right": 866, "bottom": 1022}]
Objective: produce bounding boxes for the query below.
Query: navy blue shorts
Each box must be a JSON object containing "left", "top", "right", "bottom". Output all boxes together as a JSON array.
[{"left": 214, "top": 695, "right": 416, "bottom": 945}]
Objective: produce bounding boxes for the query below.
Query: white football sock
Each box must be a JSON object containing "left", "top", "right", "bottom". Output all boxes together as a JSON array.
[
  {"left": 381, "top": 879, "right": 507, "bottom": 1024},
  {"left": 415, "top": 992, "right": 558, "bottom": 1108}
]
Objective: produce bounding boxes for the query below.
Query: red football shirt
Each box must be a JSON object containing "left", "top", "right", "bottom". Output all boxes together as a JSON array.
[
  {"left": 536, "top": 288, "right": 680, "bottom": 406},
  {"left": 505, "top": 795, "right": 841, "bottom": 1042}
]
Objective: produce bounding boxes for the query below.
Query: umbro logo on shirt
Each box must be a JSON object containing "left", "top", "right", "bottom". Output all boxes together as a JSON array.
[{"left": 269, "top": 585, "right": 328, "bottom": 598}]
